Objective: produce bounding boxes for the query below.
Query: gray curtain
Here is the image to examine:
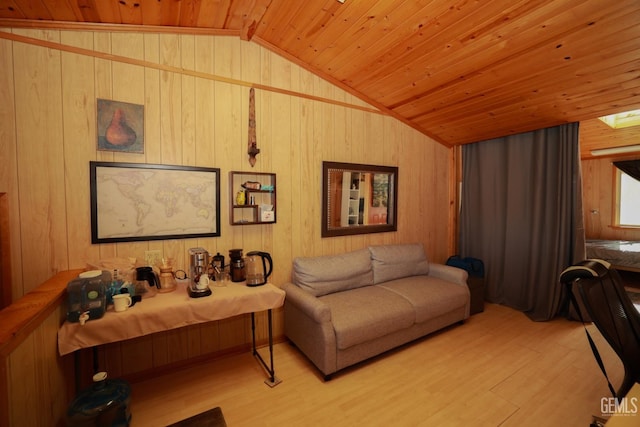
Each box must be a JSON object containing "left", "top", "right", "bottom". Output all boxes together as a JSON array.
[{"left": 459, "top": 123, "right": 585, "bottom": 321}]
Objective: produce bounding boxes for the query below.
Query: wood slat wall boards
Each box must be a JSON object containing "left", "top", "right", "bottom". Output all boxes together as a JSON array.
[
  {"left": 582, "top": 157, "right": 640, "bottom": 241},
  {"left": 0, "top": 28, "right": 453, "bottom": 380}
]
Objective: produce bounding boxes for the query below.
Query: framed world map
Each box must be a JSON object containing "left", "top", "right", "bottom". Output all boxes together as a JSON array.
[{"left": 90, "top": 162, "right": 220, "bottom": 243}]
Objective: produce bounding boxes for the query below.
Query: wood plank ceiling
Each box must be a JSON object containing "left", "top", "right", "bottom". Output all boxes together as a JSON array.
[{"left": 1, "top": 0, "right": 639, "bottom": 159}]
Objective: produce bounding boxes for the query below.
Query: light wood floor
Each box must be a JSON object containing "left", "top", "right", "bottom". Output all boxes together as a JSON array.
[{"left": 129, "top": 303, "right": 624, "bottom": 426}]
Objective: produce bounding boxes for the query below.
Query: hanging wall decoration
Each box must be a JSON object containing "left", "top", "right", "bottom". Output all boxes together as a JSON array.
[
  {"left": 247, "top": 87, "right": 260, "bottom": 167},
  {"left": 97, "top": 99, "right": 144, "bottom": 153}
]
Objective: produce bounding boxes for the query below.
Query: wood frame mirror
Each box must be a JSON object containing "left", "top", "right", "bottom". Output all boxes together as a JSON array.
[{"left": 322, "top": 161, "right": 398, "bottom": 237}]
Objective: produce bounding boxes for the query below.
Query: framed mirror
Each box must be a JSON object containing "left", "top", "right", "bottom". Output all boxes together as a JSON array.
[{"left": 322, "top": 161, "right": 398, "bottom": 237}]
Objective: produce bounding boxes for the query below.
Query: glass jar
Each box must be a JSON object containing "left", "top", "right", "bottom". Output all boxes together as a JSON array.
[{"left": 158, "top": 266, "right": 177, "bottom": 293}]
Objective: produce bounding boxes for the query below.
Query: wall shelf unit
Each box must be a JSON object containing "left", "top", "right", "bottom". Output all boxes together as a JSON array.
[
  {"left": 229, "top": 171, "right": 276, "bottom": 225},
  {"left": 340, "top": 171, "right": 370, "bottom": 226}
]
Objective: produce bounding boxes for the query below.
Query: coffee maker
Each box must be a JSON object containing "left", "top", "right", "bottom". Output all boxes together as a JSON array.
[{"left": 188, "top": 247, "right": 212, "bottom": 298}]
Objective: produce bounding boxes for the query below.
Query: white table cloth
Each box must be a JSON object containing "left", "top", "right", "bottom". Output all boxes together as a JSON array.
[{"left": 58, "top": 281, "right": 285, "bottom": 356}]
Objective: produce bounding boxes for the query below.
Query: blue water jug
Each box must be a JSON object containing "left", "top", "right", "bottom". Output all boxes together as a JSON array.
[
  {"left": 66, "top": 270, "right": 110, "bottom": 323},
  {"left": 66, "top": 372, "right": 132, "bottom": 426}
]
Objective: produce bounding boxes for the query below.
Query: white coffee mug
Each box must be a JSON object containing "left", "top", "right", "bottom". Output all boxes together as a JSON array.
[{"left": 113, "top": 293, "right": 132, "bottom": 312}]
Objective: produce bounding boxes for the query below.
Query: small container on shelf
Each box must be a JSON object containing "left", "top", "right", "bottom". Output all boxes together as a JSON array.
[{"left": 230, "top": 171, "right": 277, "bottom": 225}]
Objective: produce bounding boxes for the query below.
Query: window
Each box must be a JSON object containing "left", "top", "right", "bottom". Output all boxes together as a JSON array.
[{"left": 616, "top": 169, "right": 640, "bottom": 227}]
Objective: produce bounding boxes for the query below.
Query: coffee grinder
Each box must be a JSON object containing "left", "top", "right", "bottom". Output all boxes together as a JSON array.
[
  {"left": 188, "top": 247, "right": 212, "bottom": 298},
  {"left": 229, "top": 249, "right": 246, "bottom": 282}
]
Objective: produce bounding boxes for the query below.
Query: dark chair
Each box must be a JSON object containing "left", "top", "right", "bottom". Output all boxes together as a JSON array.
[{"left": 560, "top": 259, "right": 640, "bottom": 399}]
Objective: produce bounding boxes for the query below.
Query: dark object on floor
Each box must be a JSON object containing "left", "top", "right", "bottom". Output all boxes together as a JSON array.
[
  {"left": 446, "top": 255, "right": 485, "bottom": 314},
  {"left": 167, "top": 407, "right": 227, "bottom": 427},
  {"left": 560, "top": 259, "right": 640, "bottom": 399}
]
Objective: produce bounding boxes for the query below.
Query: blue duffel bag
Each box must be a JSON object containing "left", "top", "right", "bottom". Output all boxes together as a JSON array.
[{"left": 446, "top": 255, "right": 485, "bottom": 278}]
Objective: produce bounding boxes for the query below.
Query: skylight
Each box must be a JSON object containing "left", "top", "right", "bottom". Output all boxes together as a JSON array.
[{"left": 599, "top": 109, "right": 640, "bottom": 129}]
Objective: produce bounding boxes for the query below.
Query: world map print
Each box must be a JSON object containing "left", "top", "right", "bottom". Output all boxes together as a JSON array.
[{"left": 94, "top": 165, "right": 218, "bottom": 241}]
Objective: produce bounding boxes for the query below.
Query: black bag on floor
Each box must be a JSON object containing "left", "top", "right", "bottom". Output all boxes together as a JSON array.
[{"left": 445, "top": 255, "right": 484, "bottom": 278}]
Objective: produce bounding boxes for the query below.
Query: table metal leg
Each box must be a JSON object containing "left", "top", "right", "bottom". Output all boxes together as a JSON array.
[{"left": 251, "top": 310, "right": 282, "bottom": 387}]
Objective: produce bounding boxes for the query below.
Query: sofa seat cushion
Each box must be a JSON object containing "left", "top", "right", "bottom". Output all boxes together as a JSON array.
[
  {"left": 377, "top": 276, "right": 469, "bottom": 323},
  {"left": 293, "top": 248, "right": 374, "bottom": 297},
  {"left": 319, "top": 286, "right": 415, "bottom": 350}
]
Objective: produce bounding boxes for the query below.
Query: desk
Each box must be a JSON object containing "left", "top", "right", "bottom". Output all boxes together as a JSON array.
[{"left": 58, "top": 281, "right": 285, "bottom": 386}]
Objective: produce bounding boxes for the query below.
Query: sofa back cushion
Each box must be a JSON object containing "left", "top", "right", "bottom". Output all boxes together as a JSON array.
[
  {"left": 369, "top": 243, "right": 430, "bottom": 284},
  {"left": 293, "top": 248, "right": 373, "bottom": 297}
]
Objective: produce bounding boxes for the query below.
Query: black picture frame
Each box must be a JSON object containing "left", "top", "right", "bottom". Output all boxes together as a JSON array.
[
  {"left": 90, "top": 161, "right": 221, "bottom": 243},
  {"left": 322, "top": 161, "right": 398, "bottom": 237}
]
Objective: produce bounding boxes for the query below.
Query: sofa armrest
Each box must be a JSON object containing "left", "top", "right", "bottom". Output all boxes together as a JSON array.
[
  {"left": 282, "top": 282, "right": 338, "bottom": 376},
  {"left": 282, "top": 282, "right": 331, "bottom": 323},
  {"left": 429, "top": 263, "right": 468, "bottom": 287}
]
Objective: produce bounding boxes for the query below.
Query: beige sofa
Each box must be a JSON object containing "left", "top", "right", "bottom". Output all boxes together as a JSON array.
[{"left": 282, "top": 243, "right": 470, "bottom": 379}]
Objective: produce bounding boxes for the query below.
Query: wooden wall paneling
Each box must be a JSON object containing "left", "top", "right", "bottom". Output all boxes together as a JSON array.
[
  {"left": 0, "top": 194, "right": 11, "bottom": 308},
  {"left": 93, "top": 30, "right": 116, "bottom": 181},
  {"left": 194, "top": 35, "right": 215, "bottom": 167},
  {"left": 7, "top": 308, "right": 68, "bottom": 426},
  {"left": 151, "top": 329, "right": 170, "bottom": 370},
  {"left": 60, "top": 31, "right": 97, "bottom": 270},
  {"left": 218, "top": 316, "right": 249, "bottom": 350},
  {"left": 581, "top": 159, "right": 600, "bottom": 237},
  {"left": 597, "top": 160, "right": 616, "bottom": 239},
  {"left": 187, "top": 323, "right": 204, "bottom": 361},
  {"left": 7, "top": 332, "right": 38, "bottom": 425},
  {"left": 422, "top": 141, "right": 436, "bottom": 260},
  {"left": 435, "top": 144, "right": 452, "bottom": 262},
  {"left": 397, "top": 123, "right": 415, "bottom": 246},
  {"left": 13, "top": 29, "right": 68, "bottom": 293},
  {"left": 581, "top": 157, "right": 640, "bottom": 241},
  {"left": 110, "top": 32, "right": 146, "bottom": 167},
  {"left": 0, "top": 33, "right": 21, "bottom": 304},
  {"left": 165, "top": 327, "right": 191, "bottom": 364},
  {"left": 102, "top": 341, "right": 124, "bottom": 379},
  {"left": 159, "top": 33, "right": 183, "bottom": 166},
  {"left": 287, "top": 67, "right": 302, "bottom": 262},
  {"left": 181, "top": 34, "right": 197, "bottom": 167},
  {"left": 269, "top": 48, "right": 294, "bottom": 285},
  {"left": 119, "top": 333, "right": 155, "bottom": 376},
  {"left": 199, "top": 321, "right": 221, "bottom": 355},
  {"left": 143, "top": 33, "right": 162, "bottom": 166},
  {"left": 297, "top": 68, "right": 318, "bottom": 258},
  {"left": 0, "top": 354, "right": 8, "bottom": 426},
  {"left": 33, "top": 305, "right": 68, "bottom": 423},
  {"left": 214, "top": 36, "right": 243, "bottom": 251}
]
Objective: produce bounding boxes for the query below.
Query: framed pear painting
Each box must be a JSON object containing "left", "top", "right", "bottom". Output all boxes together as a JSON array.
[{"left": 97, "top": 99, "right": 144, "bottom": 153}]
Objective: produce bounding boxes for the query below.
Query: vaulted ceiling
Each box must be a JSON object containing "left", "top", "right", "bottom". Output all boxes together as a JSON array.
[{"left": 1, "top": 0, "right": 639, "bottom": 158}]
